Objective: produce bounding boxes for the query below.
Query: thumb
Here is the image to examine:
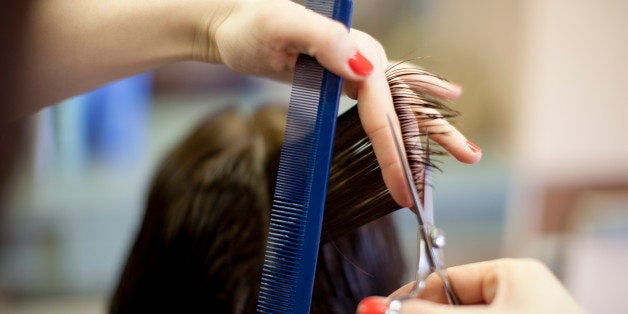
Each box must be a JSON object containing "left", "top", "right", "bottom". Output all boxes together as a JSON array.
[
  {"left": 265, "top": 0, "right": 374, "bottom": 81},
  {"left": 357, "top": 297, "right": 492, "bottom": 314},
  {"left": 400, "top": 299, "right": 492, "bottom": 314}
]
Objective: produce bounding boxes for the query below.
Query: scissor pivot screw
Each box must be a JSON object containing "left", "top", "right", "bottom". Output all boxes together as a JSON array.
[{"left": 430, "top": 228, "right": 446, "bottom": 248}]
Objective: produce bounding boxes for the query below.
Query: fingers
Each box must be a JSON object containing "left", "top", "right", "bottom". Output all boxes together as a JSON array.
[
  {"left": 349, "top": 47, "right": 481, "bottom": 206},
  {"left": 216, "top": 0, "right": 480, "bottom": 207},
  {"left": 420, "top": 111, "right": 483, "bottom": 164},
  {"left": 384, "top": 266, "right": 493, "bottom": 306},
  {"left": 384, "top": 64, "right": 482, "bottom": 164},
  {"left": 264, "top": 4, "right": 422, "bottom": 207},
  {"left": 212, "top": 0, "right": 375, "bottom": 82},
  {"left": 386, "top": 260, "right": 508, "bottom": 306},
  {"left": 386, "top": 63, "right": 463, "bottom": 101},
  {"left": 278, "top": 9, "right": 373, "bottom": 80},
  {"left": 357, "top": 260, "right": 517, "bottom": 314},
  {"left": 420, "top": 260, "right": 503, "bottom": 305},
  {"left": 390, "top": 259, "right": 549, "bottom": 305},
  {"left": 349, "top": 32, "right": 414, "bottom": 207},
  {"left": 357, "top": 296, "right": 490, "bottom": 314},
  {"left": 387, "top": 281, "right": 417, "bottom": 300},
  {"left": 397, "top": 300, "right": 490, "bottom": 314},
  {"left": 364, "top": 259, "right": 584, "bottom": 314}
]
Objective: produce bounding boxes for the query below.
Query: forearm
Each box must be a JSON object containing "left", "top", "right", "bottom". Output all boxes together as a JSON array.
[
  {"left": 14, "top": 0, "right": 233, "bottom": 119},
  {"left": 5, "top": 0, "right": 481, "bottom": 209}
]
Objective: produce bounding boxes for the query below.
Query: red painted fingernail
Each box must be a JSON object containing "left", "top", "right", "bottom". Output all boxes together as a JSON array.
[
  {"left": 348, "top": 51, "right": 373, "bottom": 77},
  {"left": 357, "top": 296, "right": 388, "bottom": 314},
  {"left": 467, "top": 140, "right": 482, "bottom": 153}
]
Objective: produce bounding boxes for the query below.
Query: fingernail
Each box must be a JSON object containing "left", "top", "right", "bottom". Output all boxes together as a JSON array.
[
  {"left": 467, "top": 140, "right": 482, "bottom": 153},
  {"left": 348, "top": 51, "right": 373, "bottom": 77},
  {"left": 357, "top": 296, "right": 388, "bottom": 314}
]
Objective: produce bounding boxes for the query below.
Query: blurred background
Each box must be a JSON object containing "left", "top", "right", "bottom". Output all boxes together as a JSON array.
[{"left": 2, "top": 0, "right": 627, "bottom": 313}]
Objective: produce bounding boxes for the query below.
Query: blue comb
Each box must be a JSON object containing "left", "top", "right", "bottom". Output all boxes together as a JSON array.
[{"left": 256, "top": 1, "right": 353, "bottom": 313}]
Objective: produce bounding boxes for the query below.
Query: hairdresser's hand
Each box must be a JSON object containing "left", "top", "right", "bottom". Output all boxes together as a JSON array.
[
  {"left": 342, "top": 33, "right": 482, "bottom": 207},
  {"left": 13, "top": 0, "right": 479, "bottom": 204},
  {"left": 207, "top": 0, "right": 482, "bottom": 207},
  {"left": 356, "top": 258, "right": 585, "bottom": 314}
]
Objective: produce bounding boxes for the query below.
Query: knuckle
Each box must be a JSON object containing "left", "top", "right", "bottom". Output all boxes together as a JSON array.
[{"left": 352, "top": 30, "right": 385, "bottom": 53}]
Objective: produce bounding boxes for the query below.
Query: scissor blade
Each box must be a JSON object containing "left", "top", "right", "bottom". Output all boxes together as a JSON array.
[
  {"left": 422, "top": 137, "right": 434, "bottom": 222},
  {"left": 386, "top": 115, "right": 423, "bottom": 216}
]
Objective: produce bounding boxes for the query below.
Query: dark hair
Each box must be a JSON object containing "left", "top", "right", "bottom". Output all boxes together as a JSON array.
[
  {"left": 110, "top": 64, "right": 456, "bottom": 313},
  {"left": 109, "top": 104, "right": 405, "bottom": 313}
]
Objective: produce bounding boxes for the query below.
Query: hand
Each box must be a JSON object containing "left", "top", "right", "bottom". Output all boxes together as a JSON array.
[
  {"left": 11, "top": 0, "right": 481, "bottom": 205},
  {"left": 206, "top": 0, "right": 482, "bottom": 207},
  {"left": 357, "top": 258, "right": 585, "bottom": 314}
]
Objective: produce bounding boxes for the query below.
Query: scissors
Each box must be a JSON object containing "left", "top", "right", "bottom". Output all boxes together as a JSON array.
[{"left": 387, "top": 115, "right": 460, "bottom": 305}]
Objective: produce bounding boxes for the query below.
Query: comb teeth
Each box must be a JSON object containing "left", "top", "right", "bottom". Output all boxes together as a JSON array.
[
  {"left": 307, "top": 0, "right": 334, "bottom": 17},
  {"left": 257, "top": 55, "right": 325, "bottom": 313},
  {"left": 257, "top": 56, "right": 326, "bottom": 313},
  {"left": 257, "top": 1, "right": 353, "bottom": 312}
]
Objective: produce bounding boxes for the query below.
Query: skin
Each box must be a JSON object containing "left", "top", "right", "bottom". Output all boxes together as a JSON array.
[
  {"left": 6, "top": 0, "right": 481, "bottom": 207},
  {"left": 365, "top": 258, "right": 586, "bottom": 314}
]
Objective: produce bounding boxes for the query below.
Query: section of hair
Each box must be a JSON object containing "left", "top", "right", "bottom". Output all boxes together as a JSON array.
[
  {"left": 313, "top": 217, "right": 403, "bottom": 313},
  {"left": 387, "top": 62, "right": 458, "bottom": 193},
  {"left": 109, "top": 107, "right": 272, "bottom": 313},
  {"left": 110, "top": 64, "right": 457, "bottom": 313},
  {"left": 322, "top": 63, "right": 459, "bottom": 240},
  {"left": 109, "top": 104, "right": 405, "bottom": 313},
  {"left": 322, "top": 105, "right": 398, "bottom": 241}
]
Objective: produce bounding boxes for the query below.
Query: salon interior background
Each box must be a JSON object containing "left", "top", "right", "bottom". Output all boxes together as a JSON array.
[{"left": 2, "top": 0, "right": 628, "bottom": 313}]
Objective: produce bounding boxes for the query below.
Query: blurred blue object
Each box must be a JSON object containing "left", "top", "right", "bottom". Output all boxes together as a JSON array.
[{"left": 83, "top": 73, "right": 153, "bottom": 168}]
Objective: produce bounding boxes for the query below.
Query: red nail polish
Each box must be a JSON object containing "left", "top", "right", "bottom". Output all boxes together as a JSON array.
[
  {"left": 467, "top": 140, "right": 482, "bottom": 153},
  {"left": 357, "top": 296, "right": 388, "bottom": 314},
  {"left": 348, "top": 51, "right": 373, "bottom": 77}
]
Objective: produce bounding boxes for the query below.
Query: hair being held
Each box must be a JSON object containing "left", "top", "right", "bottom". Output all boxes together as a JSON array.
[{"left": 109, "top": 63, "right": 459, "bottom": 313}]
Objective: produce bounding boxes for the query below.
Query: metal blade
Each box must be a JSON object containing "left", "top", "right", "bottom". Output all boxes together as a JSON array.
[
  {"left": 386, "top": 115, "right": 425, "bottom": 224},
  {"left": 422, "top": 137, "right": 434, "bottom": 223}
]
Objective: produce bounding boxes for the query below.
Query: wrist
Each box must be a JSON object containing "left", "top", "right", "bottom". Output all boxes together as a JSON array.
[
  {"left": 127, "top": 0, "right": 240, "bottom": 64},
  {"left": 184, "top": 0, "right": 241, "bottom": 63}
]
